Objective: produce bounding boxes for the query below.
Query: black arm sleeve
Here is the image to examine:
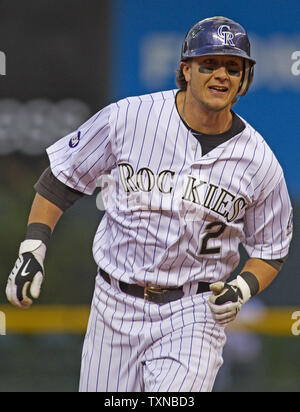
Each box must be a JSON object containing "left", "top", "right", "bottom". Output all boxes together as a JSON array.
[
  {"left": 262, "top": 256, "right": 288, "bottom": 272},
  {"left": 34, "top": 167, "right": 85, "bottom": 212}
]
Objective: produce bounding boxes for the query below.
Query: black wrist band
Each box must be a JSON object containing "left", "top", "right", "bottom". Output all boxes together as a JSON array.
[
  {"left": 25, "top": 223, "right": 52, "bottom": 248},
  {"left": 239, "top": 271, "right": 259, "bottom": 297}
]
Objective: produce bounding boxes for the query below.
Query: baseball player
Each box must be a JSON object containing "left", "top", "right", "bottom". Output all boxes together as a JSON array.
[{"left": 6, "top": 16, "right": 293, "bottom": 392}]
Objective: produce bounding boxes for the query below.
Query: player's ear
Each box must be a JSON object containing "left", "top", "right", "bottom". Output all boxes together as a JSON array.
[{"left": 180, "top": 60, "right": 191, "bottom": 84}]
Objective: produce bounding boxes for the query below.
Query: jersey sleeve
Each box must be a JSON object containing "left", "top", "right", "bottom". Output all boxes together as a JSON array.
[
  {"left": 242, "top": 176, "right": 293, "bottom": 260},
  {"left": 46, "top": 104, "right": 116, "bottom": 195}
]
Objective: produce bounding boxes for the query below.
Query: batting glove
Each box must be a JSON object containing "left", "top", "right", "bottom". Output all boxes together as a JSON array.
[
  {"left": 208, "top": 275, "right": 253, "bottom": 325},
  {"left": 6, "top": 239, "right": 46, "bottom": 309}
]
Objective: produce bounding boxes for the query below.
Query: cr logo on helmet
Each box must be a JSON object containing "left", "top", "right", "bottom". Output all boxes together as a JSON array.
[{"left": 217, "top": 25, "right": 235, "bottom": 46}]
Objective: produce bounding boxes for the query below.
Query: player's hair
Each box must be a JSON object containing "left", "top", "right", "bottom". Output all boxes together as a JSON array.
[{"left": 175, "top": 62, "right": 238, "bottom": 106}]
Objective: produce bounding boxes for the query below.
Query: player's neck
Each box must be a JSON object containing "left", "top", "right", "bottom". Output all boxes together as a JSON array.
[{"left": 177, "top": 91, "right": 233, "bottom": 135}]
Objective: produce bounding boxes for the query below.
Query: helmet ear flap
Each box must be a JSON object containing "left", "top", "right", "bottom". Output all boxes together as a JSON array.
[{"left": 238, "top": 60, "right": 254, "bottom": 96}]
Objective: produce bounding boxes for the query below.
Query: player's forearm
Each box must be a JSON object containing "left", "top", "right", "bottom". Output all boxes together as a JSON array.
[
  {"left": 28, "top": 193, "right": 64, "bottom": 232},
  {"left": 240, "top": 257, "right": 279, "bottom": 294}
]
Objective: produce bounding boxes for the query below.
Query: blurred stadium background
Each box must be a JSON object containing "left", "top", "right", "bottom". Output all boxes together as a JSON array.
[{"left": 0, "top": 0, "right": 299, "bottom": 392}]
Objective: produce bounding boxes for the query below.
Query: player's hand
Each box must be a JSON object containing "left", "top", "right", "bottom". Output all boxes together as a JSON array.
[
  {"left": 208, "top": 280, "right": 244, "bottom": 325},
  {"left": 6, "top": 240, "right": 46, "bottom": 309}
]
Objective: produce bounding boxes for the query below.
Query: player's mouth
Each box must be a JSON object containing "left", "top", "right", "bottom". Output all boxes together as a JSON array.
[{"left": 208, "top": 85, "right": 229, "bottom": 96}]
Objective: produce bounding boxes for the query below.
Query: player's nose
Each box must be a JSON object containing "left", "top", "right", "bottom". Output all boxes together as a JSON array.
[{"left": 213, "top": 66, "right": 229, "bottom": 81}]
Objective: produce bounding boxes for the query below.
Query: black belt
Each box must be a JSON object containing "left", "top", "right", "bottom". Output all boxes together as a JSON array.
[{"left": 100, "top": 268, "right": 211, "bottom": 304}]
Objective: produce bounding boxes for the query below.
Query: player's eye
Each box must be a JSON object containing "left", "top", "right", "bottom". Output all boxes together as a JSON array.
[
  {"left": 198, "top": 65, "right": 214, "bottom": 74},
  {"left": 227, "top": 68, "right": 241, "bottom": 77},
  {"left": 226, "top": 61, "right": 242, "bottom": 76},
  {"left": 198, "top": 64, "right": 241, "bottom": 77}
]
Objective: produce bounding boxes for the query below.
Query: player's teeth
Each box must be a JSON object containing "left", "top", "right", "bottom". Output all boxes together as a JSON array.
[{"left": 211, "top": 86, "right": 227, "bottom": 91}]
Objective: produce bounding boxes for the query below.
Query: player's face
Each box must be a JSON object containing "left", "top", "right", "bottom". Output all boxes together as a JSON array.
[{"left": 181, "top": 55, "right": 243, "bottom": 112}]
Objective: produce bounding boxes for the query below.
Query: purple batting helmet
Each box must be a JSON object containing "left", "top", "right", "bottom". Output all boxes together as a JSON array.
[{"left": 181, "top": 16, "right": 256, "bottom": 95}]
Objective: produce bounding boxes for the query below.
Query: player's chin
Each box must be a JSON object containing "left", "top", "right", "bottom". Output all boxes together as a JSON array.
[
  {"left": 203, "top": 94, "right": 230, "bottom": 110},
  {"left": 204, "top": 99, "right": 231, "bottom": 113}
]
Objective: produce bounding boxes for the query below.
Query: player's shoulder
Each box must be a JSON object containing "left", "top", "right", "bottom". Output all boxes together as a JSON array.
[
  {"left": 236, "top": 113, "right": 284, "bottom": 198},
  {"left": 236, "top": 113, "right": 276, "bottom": 154},
  {"left": 114, "top": 89, "right": 177, "bottom": 107}
]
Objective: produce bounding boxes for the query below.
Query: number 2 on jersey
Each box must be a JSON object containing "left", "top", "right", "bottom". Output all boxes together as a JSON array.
[{"left": 199, "top": 221, "right": 226, "bottom": 255}]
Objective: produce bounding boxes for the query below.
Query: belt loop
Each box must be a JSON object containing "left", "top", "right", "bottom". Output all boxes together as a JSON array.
[{"left": 182, "top": 282, "right": 192, "bottom": 297}]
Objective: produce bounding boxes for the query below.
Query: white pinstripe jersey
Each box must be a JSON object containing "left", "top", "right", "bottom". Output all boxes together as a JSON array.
[{"left": 47, "top": 89, "right": 293, "bottom": 287}]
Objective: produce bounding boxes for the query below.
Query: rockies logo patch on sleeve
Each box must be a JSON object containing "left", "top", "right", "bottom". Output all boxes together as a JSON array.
[{"left": 69, "top": 131, "right": 81, "bottom": 148}]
